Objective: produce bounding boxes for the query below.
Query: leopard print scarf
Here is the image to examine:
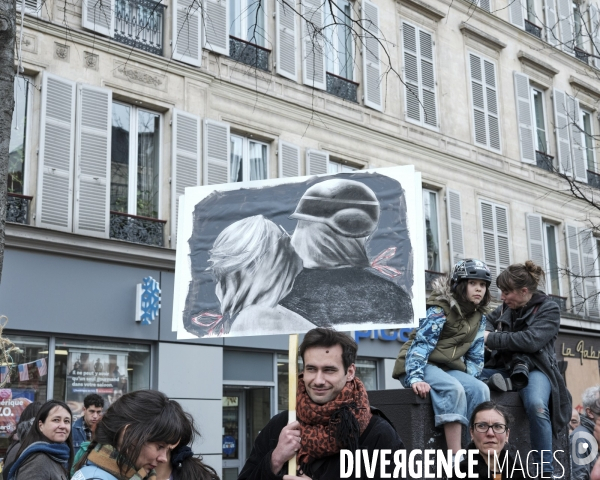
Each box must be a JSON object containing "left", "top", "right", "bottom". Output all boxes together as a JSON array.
[{"left": 295, "top": 373, "right": 372, "bottom": 469}]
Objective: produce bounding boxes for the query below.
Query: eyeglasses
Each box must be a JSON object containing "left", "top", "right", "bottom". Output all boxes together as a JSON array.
[{"left": 474, "top": 422, "right": 507, "bottom": 434}]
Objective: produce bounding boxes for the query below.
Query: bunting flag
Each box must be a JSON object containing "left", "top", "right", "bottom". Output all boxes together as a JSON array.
[
  {"left": 0, "top": 366, "right": 9, "bottom": 384},
  {"left": 36, "top": 358, "right": 47, "bottom": 377},
  {"left": 18, "top": 364, "right": 28, "bottom": 382}
]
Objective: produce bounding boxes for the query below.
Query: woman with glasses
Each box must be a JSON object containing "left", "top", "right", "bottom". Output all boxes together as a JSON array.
[{"left": 458, "top": 401, "right": 528, "bottom": 479}]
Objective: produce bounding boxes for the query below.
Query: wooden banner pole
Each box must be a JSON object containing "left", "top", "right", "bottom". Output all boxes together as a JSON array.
[{"left": 288, "top": 333, "right": 299, "bottom": 476}]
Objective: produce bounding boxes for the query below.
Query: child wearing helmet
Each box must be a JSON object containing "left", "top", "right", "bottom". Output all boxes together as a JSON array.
[{"left": 392, "top": 259, "right": 492, "bottom": 457}]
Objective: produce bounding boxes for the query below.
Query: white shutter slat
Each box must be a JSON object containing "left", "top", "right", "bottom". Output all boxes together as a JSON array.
[
  {"left": 579, "top": 227, "right": 600, "bottom": 319},
  {"left": 526, "top": 213, "right": 545, "bottom": 270},
  {"left": 568, "top": 96, "right": 588, "bottom": 182},
  {"left": 566, "top": 224, "right": 585, "bottom": 315},
  {"left": 591, "top": 4, "right": 600, "bottom": 68},
  {"left": 514, "top": 72, "right": 536, "bottom": 164},
  {"left": 301, "top": 0, "right": 326, "bottom": 90},
  {"left": 480, "top": 200, "right": 499, "bottom": 297},
  {"left": 306, "top": 149, "right": 328, "bottom": 175},
  {"left": 484, "top": 60, "right": 501, "bottom": 151},
  {"left": 495, "top": 204, "right": 510, "bottom": 276},
  {"left": 278, "top": 140, "right": 301, "bottom": 177},
  {"left": 556, "top": 0, "right": 574, "bottom": 53},
  {"left": 36, "top": 73, "right": 76, "bottom": 232},
  {"left": 203, "top": 119, "right": 230, "bottom": 185},
  {"left": 204, "top": 0, "right": 229, "bottom": 55},
  {"left": 446, "top": 189, "right": 465, "bottom": 266},
  {"left": 81, "top": 0, "right": 115, "bottom": 37},
  {"left": 276, "top": 0, "right": 298, "bottom": 81},
  {"left": 553, "top": 89, "right": 572, "bottom": 175},
  {"left": 479, "top": 0, "right": 491, "bottom": 12},
  {"left": 544, "top": 0, "right": 559, "bottom": 46},
  {"left": 74, "top": 84, "right": 112, "bottom": 238},
  {"left": 172, "top": 110, "right": 201, "bottom": 242},
  {"left": 172, "top": 0, "right": 202, "bottom": 66},
  {"left": 420, "top": 30, "right": 437, "bottom": 128},
  {"left": 362, "top": 0, "right": 383, "bottom": 111},
  {"left": 470, "top": 53, "right": 488, "bottom": 148},
  {"left": 509, "top": 0, "right": 525, "bottom": 29}
]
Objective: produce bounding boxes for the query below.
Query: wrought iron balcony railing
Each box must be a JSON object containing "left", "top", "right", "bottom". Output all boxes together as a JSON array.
[
  {"left": 574, "top": 47, "right": 590, "bottom": 64},
  {"left": 229, "top": 36, "right": 270, "bottom": 72},
  {"left": 425, "top": 270, "right": 445, "bottom": 291},
  {"left": 114, "top": 0, "right": 165, "bottom": 56},
  {"left": 7, "top": 193, "right": 33, "bottom": 225},
  {"left": 535, "top": 150, "right": 554, "bottom": 172},
  {"left": 524, "top": 19, "right": 542, "bottom": 38},
  {"left": 110, "top": 211, "right": 166, "bottom": 247},
  {"left": 588, "top": 169, "right": 600, "bottom": 189},
  {"left": 326, "top": 72, "right": 358, "bottom": 103}
]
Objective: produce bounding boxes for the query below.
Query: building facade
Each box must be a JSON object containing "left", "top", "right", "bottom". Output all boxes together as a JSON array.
[{"left": 4, "top": 0, "right": 600, "bottom": 475}]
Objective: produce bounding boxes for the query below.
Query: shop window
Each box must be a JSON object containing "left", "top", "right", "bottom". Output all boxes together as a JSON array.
[
  {"left": 230, "top": 134, "right": 269, "bottom": 182},
  {"left": 423, "top": 189, "right": 440, "bottom": 272},
  {"left": 0, "top": 335, "right": 49, "bottom": 455},
  {"left": 277, "top": 354, "right": 289, "bottom": 414},
  {"left": 52, "top": 339, "right": 150, "bottom": 418},
  {"left": 355, "top": 359, "right": 377, "bottom": 390}
]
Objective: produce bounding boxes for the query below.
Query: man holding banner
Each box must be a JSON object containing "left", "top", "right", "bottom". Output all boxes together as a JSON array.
[{"left": 238, "top": 328, "right": 404, "bottom": 480}]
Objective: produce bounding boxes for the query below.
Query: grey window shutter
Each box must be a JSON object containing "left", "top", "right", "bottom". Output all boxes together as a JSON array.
[
  {"left": 565, "top": 224, "right": 585, "bottom": 314},
  {"left": 446, "top": 189, "right": 465, "bottom": 266},
  {"left": 36, "top": 72, "right": 76, "bottom": 232},
  {"left": 301, "top": 0, "right": 326, "bottom": 90},
  {"left": 591, "top": 4, "right": 600, "bottom": 68},
  {"left": 362, "top": 0, "right": 383, "bottom": 111},
  {"left": 567, "top": 95, "right": 588, "bottom": 182},
  {"left": 81, "top": 0, "right": 115, "bottom": 36},
  {"left": 204, "top": 0, "right": 229, "bottom": 56},
  {"left": 579, "top": 227, "right": 600, "bottom": 319},
  {"left": 278, "top": 140, "right": 301, "bottom": 177},
  {"left": 544, "top": 0, "right": 559, "bottom": 45},
  {"left": 526, "top": 213, "right": 545, "bottom": 271},
  {"left": 172, "top": 110, "right": 201, "bottom": 242},
  {"left": 306, "top": 149, "right": 329, "bottom": 175},
  {"left": 469, "top": 54, "right": 500, "bottom": 151},
  {"left": 480, "top": 200, "right": 510, "bottom": 299},
  {"left": 553, "top": 89, "right": 572, "bottom": 175},
  {"left": 556, "top": 0, "right": 574, "bottom": 53},
  {"left": 172, "top": 0, "right": 202, "bottom": 66},
  {"left": 203, "top": 119, "right": 230, "bottom": 185},
  {"left": 513, "top": 71, "right": 536, "bottom": 164},
  {"left": 74, "top": 84, "right": 112, "bottom": 238},
  {"left": 276, "top": 0, "right": 298, "bottom": 81},
  {"left": 509, "top": 0, "right": 525, "bottom": 29}
]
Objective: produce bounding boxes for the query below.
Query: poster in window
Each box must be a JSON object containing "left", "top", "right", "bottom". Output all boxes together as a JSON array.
[
  {"left": 172, "top": 166, "right": 425, "bottom": 338},
  {"left": 0, "top": 389, "right": 34, "bottom": 438}
]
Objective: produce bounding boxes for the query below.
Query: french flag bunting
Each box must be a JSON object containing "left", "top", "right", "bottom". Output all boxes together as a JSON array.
[
  {"left": 18, "top": 364, "right": 28, "bottom": 382},
  {"left": 36, "top": 358, "right": 47, "bottom": 377},
  {"left": 0, "top": 366, "right": 9, "bottom": 384}
]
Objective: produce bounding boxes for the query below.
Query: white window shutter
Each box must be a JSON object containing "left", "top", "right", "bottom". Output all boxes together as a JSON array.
[
  {"left": 446, "top": 189, "right": 465, "bottom": 266},
  {"left": 276, "top": 0, "right": 298, "bottom": 81},
  {"left": 172, "top": 0, "right": 202, "bottom": 66},
  {"left": 278, "top": 140, "right": 301, "bottom": 177},
  {"left": 17, "top": 0, "right": 40, "bottom": 15},
  {"left": 74, "top": 84, "right": 112, "bottom": 238},
  {"left": 553, "top": 89, "right": 572, "bottom": 175},
  {"left": 419, "top": 29, "right": 437, "bottom": 128},
  {"left": 172, "top": 110, "right": 201, "bottom": 242},
  {"left": 204, "top": 0, "right": 229, "bottom": 56},
  {"left": 556, "top": 0, "right": 574, "bottom": 53},
  {"left": 544, "top": 0, "right": 559, "bottom": 45},
  {"left": 469, "top": 54, "right": 500, "bottom": 152},
  {"left": 362, "top": 0, "right": 383, "bottom": 111},
  {"left": 306, "top": 149, "right": 329, "bottom": 175},
  {"left": 566, "top": 224, "right": 585, "bottom": 314},
  {"left": 494, "top": 203, "right": 510, "bottom": 280},
  {"left": 402, "top": 23, "right": 420, "bottom": 124},
  {"left": 568, "top": 96, "right": 588, "bottom": 182},
  {"left": 579, "top": 228, "right": 600, "bottom": 319},
  {"left": 301, "top": 0, "right": 326, "bottom": 90},
  {"left": 484, "top": 59, "right": 501, "bottom": 151},
  {"left": 81, "top": 0, "right": 115, "bottom": 37},
  {"left": 469, "top": 54, "right": 487, "bottom": 148},
  {"left": 509, "top": 0, "right": 525, "bottom": 29},
  {"left": 203, "top": 119, "right": 230, "bottom": 185},
  {"left": 513, "top": 72, "right": 536, "bottom": 164},
  {"left": 479, "top": 0, "right": 491, "bottom": 12},
  {"left": 526, "top": 213, "right": 545, "bottom": 274},
  {"left": 591, "top": 4, "right": 600, "bottom": 68},
  {"left": 480, "top": 200, "right": 510, "bottom": 298},
  {"left": 36, "top": 72, "right": 76, "bottom": 232}
]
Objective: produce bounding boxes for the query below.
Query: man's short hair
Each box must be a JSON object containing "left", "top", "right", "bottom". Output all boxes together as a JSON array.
[
  {"left": 299, "top": 328, "right": 357, "bottom": 372},
  {"left": 84, "top": 393, "right": 105, "bottom": 409},
  {"left": 582, "top": 386, "right": 600, "bottom": 413}
]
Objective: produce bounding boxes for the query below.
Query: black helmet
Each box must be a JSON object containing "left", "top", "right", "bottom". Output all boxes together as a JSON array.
[
  {"left": 451, "top": 259, "right": 491, "bottom": 289},
  {"left": 290, "top": 179, "right": 380, "bottom": 238}
]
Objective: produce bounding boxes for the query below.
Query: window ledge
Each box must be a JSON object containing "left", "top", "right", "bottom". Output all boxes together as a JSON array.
[
  {"left": 459, "top": 22, "right": 507, "bottom": 51},
  {"left": 569, "top": 75, "right": 600, "bottom": 101},
  {"left": 398, "top": 0, "right": 446, "bottom": 20},
  {"left": 517, "top": 51, "right": 559, "bottom": 77}
]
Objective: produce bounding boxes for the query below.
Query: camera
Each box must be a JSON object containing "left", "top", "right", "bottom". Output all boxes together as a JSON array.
[{"left": 510, "top": 362, "right": 530, "bottom": 390}]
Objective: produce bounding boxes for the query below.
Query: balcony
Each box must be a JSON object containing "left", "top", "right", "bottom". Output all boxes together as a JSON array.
[
  {"left": 588, "top": 170, "right": 600, "bottom": 189},
  {"left": 7, "top": 193, "right": 32, "bottom": 225},
  {"left": 535, "top": 150, "right": 554, "bottom": 172},
  {"left": 229, "top": 36, "right": 270, "bottom": 72},
  {"left": 326, "top": 72, "right": 358, "bottom": 103},
  {"left": 574, "top": 47, "right": 590, "bottom": 64},
  {"left": 524, "top": 19, "right": 542, "bottom": 39},
  {"left": 114, "top": 0, "right": 165, "bottom": 56},
  {"left": 110, "top": 211, "right": 166, "bottom": 247},
  {"left": 549, "top": 294, "right": 568, "bottom": 313},
  {"left": 425, "top": 270, "right": 445, "bottom": 291}
]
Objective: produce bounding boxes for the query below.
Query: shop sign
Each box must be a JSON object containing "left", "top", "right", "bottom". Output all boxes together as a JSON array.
[
  {"left": 135, "top": 276, "right": 161, "bottom": 325},
  {"left": 559, "top": 336, "right": 600, "bottom": 365},
  {"left": 354, "top": 329, "right": 413, "bottom": 343},
  {"left": 223, "top": 435, "right": 236, "bottom": 456}
]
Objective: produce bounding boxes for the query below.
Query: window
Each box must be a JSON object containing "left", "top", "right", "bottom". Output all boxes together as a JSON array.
[
  {"left": 480, "top": 200, "right": 510, "bottom": 298},
  {"left": 229, "top": 0, "right": 266, "bottom": 46},
  {"left": 526, "top": 0, "right": 537, "bottom": 23},
  {"left": 573, "top": 2, "right": 585, "bottom": 50},
  {"left": 230, "top": 135, "right": 269, "bottom": 182},
  {"left": 325, "top": 0, "right": 353, "bottom": 80},
  {"left": 423, "top": 189, "right": 440, "bottom": 272},
  {"left": 553, "top": 89, "right": 588, "bottom": 181},
  {"left": 531, "top": 88, "right": 549, "bottom": 153},
  {"left": 111, "top": 102, "right": 161, "bottom": 218},
  {"left": 9, "top": 76, "right": 31, "bottom": 195},
  {"left": 355, "top": 359, "right": 377, "bottom": 390},
  {"left": 469, "top": 53, "right": 500, "bottom": 152},
  {"left": 328, "top": 160, "right": 357, "bottom": 173},
  {"left": 565, "top": 225, "right": 600, "bottom": 318},
  {"left": 544, "top": 223, "right": 561, "bottom": 295},
  {"left": 402, "top": 22, "right": 438, "bottom": 129},
  {"left": 581, "top": 109, "right": 596, "bottom": 171}
]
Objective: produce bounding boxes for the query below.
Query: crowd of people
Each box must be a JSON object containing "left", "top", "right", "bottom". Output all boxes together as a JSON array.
[{"left": 0, "top": 258, "right": 591, "bottom": 479}]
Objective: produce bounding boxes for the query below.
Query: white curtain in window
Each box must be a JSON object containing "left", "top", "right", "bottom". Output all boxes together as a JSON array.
[
  {"left": 249, "top": 141, "right": 267, "bottom": 180},
  {"left": 230, "top": 136, "right": 243, "bottom": 182}
]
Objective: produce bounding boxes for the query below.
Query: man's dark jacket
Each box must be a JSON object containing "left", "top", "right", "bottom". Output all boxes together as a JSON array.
[{"left": 238, "top": 408, "right": 405, "bottom": 480}]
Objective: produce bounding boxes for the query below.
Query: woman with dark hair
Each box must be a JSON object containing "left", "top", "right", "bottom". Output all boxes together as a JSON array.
[
  {"left": 71, "top": 390, "right": 189, "bottom": 480},
  {"left": 482, "top": 260, "right": 572, "bottom": 478},
  {"left": 3, "top": 401, "right": 43, "bottom": 480},
  {"left": 7, "top": 400, "right": 73, "bottom": 480},
  {"left": 458, "top": 401, "right": 528, "bottom": 479}
]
